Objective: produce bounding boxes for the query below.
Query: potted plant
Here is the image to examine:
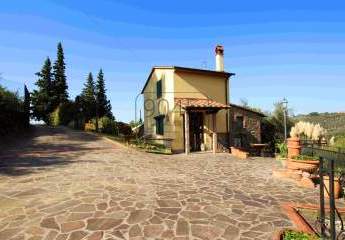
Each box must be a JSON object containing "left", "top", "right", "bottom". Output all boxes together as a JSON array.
[
  {"left": 276, "top": 142, "right": 288, "bottom": 167},
  {"left": 287, "top": 121, "right": 327, "bottom": 159},
  {"left": 276, "top": 142, "right": 288, "bottom": 159},
  {"left": 287, "top": 126, "right": 302, "bottom": 158},
  {"left": 273, "top": 229, "right": 319, "bottom": 240},
  {"left": 287, "top": 155, "right": 320, "bottom": 173}
]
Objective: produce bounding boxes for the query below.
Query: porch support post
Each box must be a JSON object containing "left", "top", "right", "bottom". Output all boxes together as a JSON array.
[
  {"left": 185, "top": 110, "right": 190, "bottom": 155},
  {"left": 212, "top": 112, "right": 217, "bottom": 154}
]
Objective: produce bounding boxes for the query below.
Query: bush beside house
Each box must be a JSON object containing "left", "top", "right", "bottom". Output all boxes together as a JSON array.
[
  {"left": 98, "top": 116, "right": 118, "bottom": 135},
  {"left": 85, "top": 116, "right": 119, "bottom": 135}
]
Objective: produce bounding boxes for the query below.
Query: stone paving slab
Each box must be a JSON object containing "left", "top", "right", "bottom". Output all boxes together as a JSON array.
[{"left": 0, "top": 126, "right": 319, "bottom": 239}]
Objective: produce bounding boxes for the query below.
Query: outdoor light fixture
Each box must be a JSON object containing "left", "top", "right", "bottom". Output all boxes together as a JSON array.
[{"left": 281, "top": 97, "right": 288, "bottom": 141}]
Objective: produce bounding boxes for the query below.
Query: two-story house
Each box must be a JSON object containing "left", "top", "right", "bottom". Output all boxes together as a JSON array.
[{"left": 141, "top": 46, "right": 264, "bottom": 154}]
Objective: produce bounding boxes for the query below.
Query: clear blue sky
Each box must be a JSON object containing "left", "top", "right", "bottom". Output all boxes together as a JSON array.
[{"left": 1, "top": 0, "right": 344, "bottom": 122}]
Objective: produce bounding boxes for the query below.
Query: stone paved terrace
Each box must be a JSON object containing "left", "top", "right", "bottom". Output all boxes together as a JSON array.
[{"left": 0, "top": 126, "right": 319, "bottom": 240}]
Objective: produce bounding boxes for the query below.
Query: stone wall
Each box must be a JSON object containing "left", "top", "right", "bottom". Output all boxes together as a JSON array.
[
  {"left": 229, "top": 105, "right": 264, "bottom": 149},
  {"left": 217, "top": 133, "right": 229, "bottom": 152}
]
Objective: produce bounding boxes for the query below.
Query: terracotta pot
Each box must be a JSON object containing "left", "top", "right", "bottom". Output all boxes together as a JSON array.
[
  {"left": 287, "top": 159, "right": 319, "bottom": 173},
  {"left": 287, "top": 137, "right": 300, "bottom": 147},
  {"left": 323, "top": 176, "right": 341, "bottom": 199},
  {"left": 272, "top": 228, "right": 285, "bottom": 240},
  {"left": 287, "top": 137, "right": 301, "bottom": 158}
]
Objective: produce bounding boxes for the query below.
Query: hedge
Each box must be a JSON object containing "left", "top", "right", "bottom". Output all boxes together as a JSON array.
[{"left": 0, "top": 85, "right": 29, "bottom": 136}]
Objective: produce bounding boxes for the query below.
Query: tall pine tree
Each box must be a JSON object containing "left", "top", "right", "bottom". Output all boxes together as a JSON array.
[
  {"left": 31, "top": 57, "right": 53, "bottom": 124},
  {"left": 80, "top": 72, "right": 96, "bottom": 121},
  {"left": 52, "top": 42, "right": 68, "bottom": 108},
  {"left": 96, "top": 69, "right": 113, "bottom": 119}
]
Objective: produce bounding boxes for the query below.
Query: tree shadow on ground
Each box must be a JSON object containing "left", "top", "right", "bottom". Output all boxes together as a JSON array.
[{"left": 0, "top": 126, "right": 104, "bottom": 176}]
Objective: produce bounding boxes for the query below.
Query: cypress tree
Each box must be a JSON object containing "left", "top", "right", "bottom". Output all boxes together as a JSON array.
[
  {"left": 31, "top": 57, "right": 53, "bottom": 124},
  {"left": 80, "top": 72, "right": 96, "bottom": 121},
  {"left": 24, "top": 85, "right": 30, "bottom": 127},
  {"left": 52, "top": 42, "right": 68, "bottom": 107},
  {"left": 96, "top": 69, "right": 113, "bottom": 119}
]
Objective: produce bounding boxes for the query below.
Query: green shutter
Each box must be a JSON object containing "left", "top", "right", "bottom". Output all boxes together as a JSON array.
[
  {"left": 155, "top": 115, "right": 164, "bottom": 135},
  {"left": 156, "top": 80, "right": 162, "bottom": 98}
]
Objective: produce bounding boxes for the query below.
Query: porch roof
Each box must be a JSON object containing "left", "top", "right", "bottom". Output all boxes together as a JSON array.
[{"left": 174, "top": 97, "right": 230, "bottom": 110}]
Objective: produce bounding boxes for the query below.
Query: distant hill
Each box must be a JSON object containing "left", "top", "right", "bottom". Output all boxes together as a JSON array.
[{"left": 293, "top": 112, "right": 345, "bottom": 137}]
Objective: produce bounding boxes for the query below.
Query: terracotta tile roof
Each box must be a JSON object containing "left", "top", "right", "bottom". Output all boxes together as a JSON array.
[
  {"left": 174, "top": 98, "right": 230, "bottom": 109},
  {"left": 229, "top": 103, "right": 266, "bottom": 117}
]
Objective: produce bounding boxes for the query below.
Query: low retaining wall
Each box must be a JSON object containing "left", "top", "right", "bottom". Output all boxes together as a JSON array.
[{"left": 230, "top": 147, "right": 249, "bottom": 159}]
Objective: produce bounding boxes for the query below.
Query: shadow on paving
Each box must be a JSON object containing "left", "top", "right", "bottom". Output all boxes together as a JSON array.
[{"left": 0, "top": 125, "right": 103, "bottom": 176}]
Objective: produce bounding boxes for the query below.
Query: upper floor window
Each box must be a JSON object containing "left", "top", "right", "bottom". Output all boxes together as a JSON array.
[{"left": 156, "top": 80, "right": 162, "bottom": 98}]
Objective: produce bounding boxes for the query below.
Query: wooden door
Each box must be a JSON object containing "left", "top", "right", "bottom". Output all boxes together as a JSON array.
[{"left": 189, "top": 112, "right": 204, "bottom": 151}]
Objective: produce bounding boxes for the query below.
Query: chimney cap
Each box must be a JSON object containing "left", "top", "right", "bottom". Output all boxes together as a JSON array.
[{"left": 215, "top": 45, "right": 224, "bottom": 55}]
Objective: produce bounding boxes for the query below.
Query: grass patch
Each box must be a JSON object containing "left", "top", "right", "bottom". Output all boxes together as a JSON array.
[
  {"left": 283, "top": 230, "right": 319, "bottom": 240},
  {"left": 104, "top": 134, "right": 172, "bottom": 154},
  {"left": 292, "top": 155, "right": 319, "bottom": 161}
]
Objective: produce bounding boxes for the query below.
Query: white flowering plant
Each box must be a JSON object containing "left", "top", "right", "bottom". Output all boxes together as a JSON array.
[{"left": 289, "top": 121, "right": 327, "bottom": 141}]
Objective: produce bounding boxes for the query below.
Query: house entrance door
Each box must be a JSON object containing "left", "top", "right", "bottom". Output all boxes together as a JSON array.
[{"left": 189, "top": 112, "right": 204, "bottom": 151}]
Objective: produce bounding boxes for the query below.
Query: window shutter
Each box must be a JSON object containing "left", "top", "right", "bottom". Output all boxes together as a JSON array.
[
  {"left": 155, "top": 115, "right": 164, "bottom": 135},
  {"left": 156, "top": 80, "right": 162, "bottom": 98}
]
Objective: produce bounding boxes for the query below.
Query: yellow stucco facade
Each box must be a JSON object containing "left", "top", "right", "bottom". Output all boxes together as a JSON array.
[{"left": 142, "top": 66, "right": 231, "bottom": 153}]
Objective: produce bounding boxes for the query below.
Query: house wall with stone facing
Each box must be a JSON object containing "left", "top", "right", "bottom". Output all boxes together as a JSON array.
[{"left": 229, "top": 105, "right": 263, "bottom": 149}]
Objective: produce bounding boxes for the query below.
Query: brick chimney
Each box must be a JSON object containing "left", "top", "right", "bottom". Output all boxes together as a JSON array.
[{"left": 215, "top": 45, "right": 224, "bottom": 72}]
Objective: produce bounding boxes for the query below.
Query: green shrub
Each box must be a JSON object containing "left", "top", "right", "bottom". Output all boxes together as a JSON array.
[
  {"left": 292, "top": 155, "right": 319, "bottom": 161},
  {"left": 49, "top": 102, "right": 76, "bottom": 126},
  {"left": 335, "top": 135, "right": 345, "bottom": 148},
  {"left": 283, "top": 230, "right": 319, "bottom": 240},
  {"left": 90, "top": 116, "right": 117, "bottom": 135},
  {"left": 50, "top": 107, "right": 60, "bottom": 126},
  {"left": 130, "top": 138, "right": 172, "bottom": 154},
  {"left": 0, "top": 85, "right": 29, "bottom": 135},
  {"left": 276, "top": 142, "right": 288, "bottom": 158},
  {"left": 59, "top": 102, "right": 76, "bottom": 125},
  {"left": 102, "top": 117, "right": 117, "bottom": 134},
  {"left": 261, "top": 117, "right": 277, "bottom": 153}
]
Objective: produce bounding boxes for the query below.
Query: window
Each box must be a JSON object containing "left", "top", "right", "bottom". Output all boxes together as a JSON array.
[
  {"left": 155, "top": 115, "right": 164, "bottom": 135},
  {"left": 156, "top": 80, "right": 162, "bottom": 98},
  {"left": 235, "top": 116, "right": 244, "bottom": 129}
]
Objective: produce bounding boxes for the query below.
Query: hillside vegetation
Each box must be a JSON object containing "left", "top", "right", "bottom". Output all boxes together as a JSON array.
[{"left": 293, "top": 112, "right": 345, "bottom": 137}]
